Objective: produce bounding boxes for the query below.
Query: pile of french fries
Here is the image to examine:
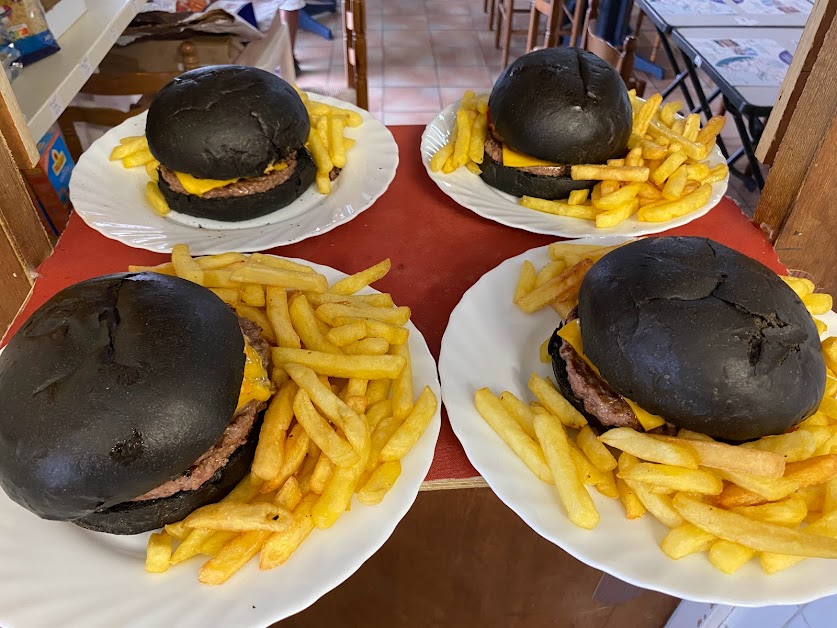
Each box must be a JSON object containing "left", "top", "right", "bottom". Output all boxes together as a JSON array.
[
  {"left": 514, "top": 242, "right": 833, "bottom": 337},
  {"left": 519, "top": 92, "right": 729, "bottom": 227},
  {"left": 479, "top": 242, "right": 837, "bottom": 575},
  {"left": 131, "top": 246, "right": 438, "bottom": 584},
  {"left": 109, "top": 89, "right": 362, "bottom": 216},
  {"left": 428, "top": 90, "right": 489, "bottom": 175}
]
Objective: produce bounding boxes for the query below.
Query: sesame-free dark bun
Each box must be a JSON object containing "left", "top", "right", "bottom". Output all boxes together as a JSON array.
[
  {"left": 479, "top": 149, "right": 593, "bottom": 200},
  {"left": 157, "top": 148, "right": 316, "bottom": 222},
  {"left": 489, "top": 48, "right": 632, "bottom": 164},
  {"left": 0, "top": 273, "right": 246, "bottom": 526},
  {"left": 146, "top": 65, "right": 310, "bottom": 180},
  {"left": 578, "top": 237, "right": 826, "bottom": 441}
]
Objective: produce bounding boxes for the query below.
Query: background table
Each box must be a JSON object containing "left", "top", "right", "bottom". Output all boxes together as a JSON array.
[{"left": 1, "top": 126, "right": 787, "bottom": 625}]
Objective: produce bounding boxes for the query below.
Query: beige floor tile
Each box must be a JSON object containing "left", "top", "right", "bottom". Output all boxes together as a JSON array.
[
  {"left": 429, "top": 15, "right": 477, "bottom": 30},
  {"left": 386, "top": 46, "right": 437, "bottom": 66},
  {"left": 437, "top": 65, "right": 493, "bottom": 87},
  {"left": 384, "top": 87, "right": 442, "bottom": 112},
  {"left": 384, "top": 65, "right": 439, "bottom": 87},
  {"left": 425, "top": 1, "right": 473, "bottom": 15},
  {"left": 431, "top": 29, "right": 481, "bottom": 47},
  {"left": 383, "top": 14, "right": 430, "bottom": 30},
  {"left": 384, "top": 111, "right": 438, "bottom": 125},
  {"left": 383, "top": 29, "right": 433, "bottom": 48},
  {"left": 439, "top": 86, "right": 491, "bottom": 107},
  {"left": 434, "top": 46, "right": 487, "bottom": 67}
]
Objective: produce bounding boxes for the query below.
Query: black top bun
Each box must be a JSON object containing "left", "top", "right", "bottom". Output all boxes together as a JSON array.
[
  {"left": 578, "top": 237, "right": 826, "bottom": 441},
  {"left": 146, "top": 65, "right": 310, "bottom": 180},
  {"left": 0, "top": 273, "right": 246, "bottom": 521},
  {"left": 489, "top": 48, "right": 632, "bottom": 164}
]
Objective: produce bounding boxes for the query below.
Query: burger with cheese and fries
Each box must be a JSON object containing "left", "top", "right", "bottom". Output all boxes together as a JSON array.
[
  {"left": 549, "top": 236, "right": 826, "bottom": 442},
  {"left": 0, "top": 272, "right": 272, "bottom": 534}
]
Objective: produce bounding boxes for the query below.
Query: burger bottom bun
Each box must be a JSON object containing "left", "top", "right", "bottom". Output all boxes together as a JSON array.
[
  {"left": 479, "top": 150, "right": 593, "bottom": 200},
  {"left": 73, "top": 415, "right": 262, "bottom": 535},
  {"left": 157, "top": 149, "right": 317, "bottom": 222}
]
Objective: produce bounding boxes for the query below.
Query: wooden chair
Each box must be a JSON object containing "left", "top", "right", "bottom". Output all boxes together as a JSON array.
[
  {"left": 492, "top": 0, "right": 530, "bottom": 70},
  {"left": 342, "top": 0, "right": 368, "bottom": 110},
  {"left": 580, "top": 0, "right": 645, "bottom": 96},
  {"left": 526, "top": 0, "right": 586, "bottom": 52}
]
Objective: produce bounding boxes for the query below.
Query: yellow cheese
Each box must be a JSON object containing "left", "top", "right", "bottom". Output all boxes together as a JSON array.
[
  {"left": 174, "top": 171, "right": 238, "bottom": 196},
  {"left": 236, "top": 342, "right": 273, "bottom": 412},
  {"left": 175, "top": 162, "right": 286, "bottom": 196},
  {"left": 502, "top": 144, "right": 560, "bottom": 168},
  {"left": 556, "top": 319, "right": 666, "bottom": 431}
]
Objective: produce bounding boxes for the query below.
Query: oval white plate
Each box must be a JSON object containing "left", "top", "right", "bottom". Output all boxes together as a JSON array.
[
  {"left": 439, "top": 238, "right": 837, "bottom": 607},
  {"left": 0, "top": 258, "right": 441, "bottom": 628},
  {"left": 421, "top": 102, "right": 729, "bottom": 239},
  {"left": 70, "top": 94, "right": 398, "bottom": 254}
]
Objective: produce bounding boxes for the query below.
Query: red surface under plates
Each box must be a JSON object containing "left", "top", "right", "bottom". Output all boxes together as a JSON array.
[{"left": 3, "top": 126, "right": 785, "bottom": 481}]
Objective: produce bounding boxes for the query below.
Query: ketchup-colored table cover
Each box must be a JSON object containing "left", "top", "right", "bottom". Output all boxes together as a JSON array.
[{"left": 3, "top": 126, "right": 784, "bottom": 482}]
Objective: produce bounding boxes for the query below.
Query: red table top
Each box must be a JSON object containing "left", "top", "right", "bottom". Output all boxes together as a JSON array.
[{"left": 4, "top": 125, "right": 784, "bottom": 482}]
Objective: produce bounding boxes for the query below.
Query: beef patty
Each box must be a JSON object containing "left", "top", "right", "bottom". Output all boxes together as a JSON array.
[
  {"left": 133, "top": 317, "right": 270, "bottom": 501},
  {"left": 484, "top": 130, "right": 570, "bottom": 177}
]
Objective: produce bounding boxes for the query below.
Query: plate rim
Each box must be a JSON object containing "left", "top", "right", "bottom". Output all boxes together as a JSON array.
[
  {"left": 69, "top": 94, "right": 399, "bottom": 254},
  {"left": 0, "top": 254, "right": 441, "bottom": 627},
  {"left": 439, "top": 238, "right": 837, "bottom": 607},
  {"left": 420, "top": 100, "right": 729, "bottom": 240}
]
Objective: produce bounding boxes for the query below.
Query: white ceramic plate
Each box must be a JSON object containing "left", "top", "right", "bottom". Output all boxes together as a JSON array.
[
  {"left": 439, "top": 238, "right": 837, "bottom": 607},
  {"left": 421, "top": 102, "right": 729, "bottom": 239},
  {"left": 70, "top": 94, "right": 398, "bottom": 254},
  {"left": 0, "top": 258, "right": 441, "bottom": 628}
]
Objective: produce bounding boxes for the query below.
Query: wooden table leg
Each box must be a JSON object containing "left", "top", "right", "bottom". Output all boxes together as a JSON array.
[{"left": 276, "top": 489, "right": 680, "bottom": 627}]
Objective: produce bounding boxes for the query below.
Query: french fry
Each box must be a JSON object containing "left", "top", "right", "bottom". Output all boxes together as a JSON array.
[
  {"left": 647, "top": 119, "right": 707, "bottom": 160},
  {"left": 686, "top": 163, "right": 711, "bottom": 182},
  {"left": 342, "top": 337, "right": 390, "bottom": 355},
  {"left": 309, "top": 453, "right": 335, "bottom": 494},
  {"left": 628, "top": 483, "right": 683, "bottom": 527},
  {"left": 234, "top": 304, "right": 276, "bottom": 344},
  {"left": 240, "top": 284, "right": 265, "bottom": 307},
  {"left": 357, "top": 460, "right": 402, "bottom": 505},
  {"left": 514, "top": 259, "right": 592, "bottom": 313},
  {"left": 703, "top": 163, "right": 729, "bottom": 185},
  {"left": 576, "top": 425, "right": 618, "bottom": 472},
  {"left": 568, "top": 189, "right": 589, "bottom": 205},
  {"left": 571, "top": 165, "right": 650, "bottom": 182},
  {"left": 708, "top": 540, "right": 755, "bottom": 575},
  {"left": 362, "top": 319, "right": 409, "bottom": 345},
  {"left": 633, "top": 93, "right": 662, "bottom": 136},
  {"left": 145, "top": 531, "right": 172, "bottom": 573},
  {"left": 740, "top": 429, "right": 821, "bottom": 462},
  {"left": 760, "top": 510, "right": 837, "bottom": 574},
  {"left": 308, "top": 125, "right": 333, "bottom": 173},
  {"left": 199, "top": 531, "right": 239, "bottom": 557},
  {"left": 619, "top": 463, "right": 723, "bottom": 495},
  {"left": 110, "top": 135, "right": 148, "bottom": 160},
  {"left": 682, "top": 114, "right": 701, "bottom": 142},
  {"left": 293, "top": 389, "right": 358, "bottom": 467},
  {"left": 171, "top": 244, "right": 204, "bottom": 285},
  {"left": 595, "top": 198, "right": 639, "bottom": 229},
  {"left": 650, "top": 152, "right": 689, "bottom": 186},
  {"left": 165, "top": 520, "right": 190, "bottom": 541},
  {"left": 637, "top": 184, "right": 712, "bottom": 223},
  {"left": 194, "top": 252, "right": 245, "bottom": 270},
  {"left": 326, "top": 320, "right": 367, "bottom": 347},
  {"left": 695, "top": 115, "right": 726, "bottom": 146},
  {"left": 627, "top": 133, "right": 668, "bottom": 160},
  {"left": 453, "top": 108, "right": 472, "bottom": 168},
  {"left": 183, "top": 502, "right": 293, "bottom": 532},
  {"left": 600, "top": 428, "right": 699, "bottom": 469},
  {"left": 520, "top": 196, "right": 599, "bottom": 220},
  {"left": 730, "top": 496, "right": 808, "bottom": 527},
  {"left": 123, "top": 148, "right": 155, "bottom": 168},
  {"left": 534, "top": 412, "right": 599, "bottom": 529},
  {"left": 145, "top": 160, "right": 159, "bottom": 181},
  {"left": 252, "top": 380, "right": 298, "bottom": 482},
  {"left": 391, "top": 342, "right": 414, "bottom": 421},
  {"left": 662, "top": 165, "right": 689, "bottom": 200},
  {"left": 528, "top": 373, "right": 586, "bottom": 428},
  {"left": 600, "top": 180, "right": 620, "bottom": 196},
  {"left": 209, "top": 288, "right": 238, "bottom": 304},
  {"left": 231, "top": 265, "right": 328, "bottom": 292},
  {"left": 650, "top": 434, "right": 785, "bottom": 478},
  {"left": 306, "top": 291, "right": 394, "bottom": 308},
  {"left": 469, "top": 114, "right": 488, "bottom": 164},
  {"left": 673, "top": 493, "right": 837, "bottom": 558},
  {"left": 781, "top": 275, "right": 816, "bottom": 297},
  {"left": 539, "top": 337, "right": 551, "bottom": 363},
  {"left": 659, "top": 101, "right": 683, "bottom": 127},
  {"left": 720, "top": 470, "right": 800, "bottom": 505},
  {"left": 312, "top": 421, "right": 370, "bottom": 529},
  {"left": 259, "top": 423, "right": 311, "bottom": 493},
  {"left": 803, "top": 293, "right": 833, "bottom": 315},
  {"left": 430, "top": 141, "right": 455, "bottom": 172},
  {"left": 592, "top": 182, "right": 641, "bottom": 210},
  {"left": 266, "top": 286, "right": 302, "bottom": 349},
  {"left": 330, "top": 259, "right": 391, "bottom": 295},
  {"left": 315, "top": 302, "right": 411, "bottom": 326},
  {"left": 616, "top": 476, "right": 646, "bottom": 519},
  {"left": 199, "top": 530, "right": 270, "bottom": 585},
  {"left": 273, "top": 347, "right": 405, "bottom": 380},
  {"left": 380, "top": 386, "right": 437, "bottom": 460},
  {"left": 475, "top": 388, "right": 553, "bottom": 483},
  {"left": 535, "top": 260, "right": 568, "bottom": 287},
  {"left": 329, "top": 116, "right": 347, "bottom": 168},
  {"left": 659, "top": 523, "right": 715, "bottom": 559},
  {"left": 498, "top": 391, "right": 538, "bottom": 439},
  {"left": 366, "top": 379, "right": 392, "bottom": 406},
  {"left": 259, "top": 493, "right": 319, "bottom": 570},
  {"left": 289, "top": 294, "right": 342, "bottom": 354}
]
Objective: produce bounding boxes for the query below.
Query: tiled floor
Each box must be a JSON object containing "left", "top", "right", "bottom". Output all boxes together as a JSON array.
[{"left": 293, "top": 0, "right": 761, "bottom": 214}]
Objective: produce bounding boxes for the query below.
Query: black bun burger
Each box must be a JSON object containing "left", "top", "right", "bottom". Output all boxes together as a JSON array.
[
  {"left": 482, "top": 47, "right": 633, "bottom": 200},
  {"left": 549, "top": 236, "right": 826, "bottom": 442},
  {"left": 147, "top": 65, "right": 317, "bottom": 222},
  {"left": 0, "top": 272, "right": 273, "bottom": 534}
]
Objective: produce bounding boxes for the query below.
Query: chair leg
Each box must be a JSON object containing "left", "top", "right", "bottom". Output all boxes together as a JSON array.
[
  {"left": 500, "top": 0, "right": 513, "bottom": 68},
  {"left": 484, "top": 0, "right": 489, "bottom": 13},
  {"left": 489, "top": 0, "right": 497, "bottom": 32},
  {"left": 569, "top": 0, "right": 585, "bottom": 48},
  {"left": 545, "top": 0, "right": 562, "bottom": 48},
  {"left": 526, "top": 4, "right": 540, "bottom": 52},
  {"left": 495, "top": 0, "right": 503, "bottom": 48}
]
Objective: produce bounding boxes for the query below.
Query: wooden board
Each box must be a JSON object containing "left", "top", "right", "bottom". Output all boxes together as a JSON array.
[
  {"left": 279, "top": 488, "right": 680, "bottom": 628},
  {"left": 0, "top": 66, "right": 39, "bottom": 168}
]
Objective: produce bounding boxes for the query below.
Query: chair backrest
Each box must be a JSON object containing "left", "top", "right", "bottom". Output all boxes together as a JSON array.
[
  {"left": 343, "top": 0, "right": 369, "bottom": 110},
  {"left": 581, "top": 0, "right": 645, "bottom": 96}
]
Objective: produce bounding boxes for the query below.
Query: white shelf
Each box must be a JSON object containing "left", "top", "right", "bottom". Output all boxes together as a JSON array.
[{"left": 11, "top": 0, "right": 145, "bottom": 141}]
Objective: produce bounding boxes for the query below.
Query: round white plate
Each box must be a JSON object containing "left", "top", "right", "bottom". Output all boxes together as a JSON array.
[
  {"left": 0, "top": 258, "right": 441, "bottom": 628},
  {"left": 439, "top": 238, "right": 837, "bottom": 607},
  {"left": 421, "top": 102, "right": 729, "bottom": 239},
  {"left": 70, "top": 94, "right": 398, "bottom": 254}
]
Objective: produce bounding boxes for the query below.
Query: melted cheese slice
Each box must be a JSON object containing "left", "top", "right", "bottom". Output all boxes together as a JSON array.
[
  {"left": 174, "top": 162, "right": 287, "bottom": 197},
  {"left": 236, "top": 342, "right": 273, "bottom": 412},
  {"left": 557, "top": 319, "right": 666, "bottom": 431},
  {"left": 502, "top": 144, "right": 561, "bottom": 168}
]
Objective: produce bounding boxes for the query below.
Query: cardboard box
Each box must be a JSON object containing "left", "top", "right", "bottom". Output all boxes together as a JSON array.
[{"left": 24, "top": 125, "right": 75, "bottom": 236}]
